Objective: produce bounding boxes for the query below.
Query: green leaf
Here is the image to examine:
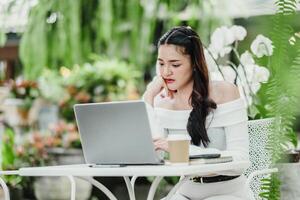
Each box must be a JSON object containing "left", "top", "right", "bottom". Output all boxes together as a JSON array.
[
  {"left": 0, "top": 30, "right": 7, "bottom": 47},
  {"left": 260, "top": 0, "right": 300, "bottom": 199}
]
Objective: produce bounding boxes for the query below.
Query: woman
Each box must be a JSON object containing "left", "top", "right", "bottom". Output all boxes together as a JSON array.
[{"left": 143, "top": 26, "right": 252, "bottom": 200}]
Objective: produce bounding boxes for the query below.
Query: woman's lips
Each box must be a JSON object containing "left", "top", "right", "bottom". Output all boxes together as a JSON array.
[{"left": 165, "top": 79, "right": 175, "bottom": 84}]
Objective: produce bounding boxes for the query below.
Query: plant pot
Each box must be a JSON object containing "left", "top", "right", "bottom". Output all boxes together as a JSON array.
[
  {"left": 286, "top": 152, "right": 300, "bottom": 163},
  {"left": 36, "top": 99, "right": 59, "bottom": 131},
  {"left": 17, "top": 107, "right": 29, "bottom": 122},
  {"left": 33, "top": 148, "right": 92, "bottom": 200},
  {"left": 3, "top": 98, "right": 30, "bottom": 126},
  {"left": 278, "top": 163, "right": 300, "bottom": 200},
  {"left": 0, "top": 86, "right": 9, "bottom": 109},
  {"left": 46, "top": 147, "right": 85, "bottom": 165},
  {"left": 0, "top": 187, "right": 21, "bottom": 200},
  {"left": 34, "top": 176, "right": 92, "bottom": 200},
  {"left": 279, "top": 151, "right": 300, "bottom": 163},
  {"left": 3, "top": 98, "right": 23, "bottom": 126},
  {"left": 8, "top": 186, "right": 23, "bottom": 200}
]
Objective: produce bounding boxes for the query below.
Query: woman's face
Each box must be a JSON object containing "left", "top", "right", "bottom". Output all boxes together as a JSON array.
[{"left": 157, "top": 44, "right": 193, "bottom": 91}]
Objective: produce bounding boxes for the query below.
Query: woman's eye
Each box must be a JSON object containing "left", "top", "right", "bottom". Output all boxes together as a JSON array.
[
  {"left": 172, "top": 64, "right": 181, "bottom": 67},
  {"left": 159, "top": 63, "right": 164, "bottom": 66}
]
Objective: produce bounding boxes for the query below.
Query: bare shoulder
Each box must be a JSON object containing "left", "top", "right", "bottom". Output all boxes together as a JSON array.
[{"left": 210, "top": 81, "right": 240, "bottom": 104}]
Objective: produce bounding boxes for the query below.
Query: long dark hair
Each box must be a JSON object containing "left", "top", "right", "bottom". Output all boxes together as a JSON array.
[{"left": 158, "top": 26, "right": 217, "bottom": 147}]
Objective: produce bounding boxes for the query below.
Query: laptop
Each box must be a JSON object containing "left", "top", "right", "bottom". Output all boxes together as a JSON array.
[{"left": 74, "top": 100, "right": 163, "bottom": 166}]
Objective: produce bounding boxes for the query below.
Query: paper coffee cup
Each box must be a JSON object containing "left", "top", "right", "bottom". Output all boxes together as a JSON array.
[{"left": 167, "top": 134, "right": 191, "bottom": 164}]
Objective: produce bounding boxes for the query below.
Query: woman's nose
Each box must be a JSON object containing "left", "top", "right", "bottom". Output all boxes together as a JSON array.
[{"left": 163, "top": 66, "right": 172, "bottom": 75}]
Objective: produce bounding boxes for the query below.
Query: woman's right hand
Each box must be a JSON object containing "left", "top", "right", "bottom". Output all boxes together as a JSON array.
[
  {"left": 145, "top": 76, "right": 165, "bottom": 97},
  {"left": 143, "top": 75, "right": 174, "bottom": 106},
  {"left": 146, "top": 76, "right": 174, "bottom": 98}
]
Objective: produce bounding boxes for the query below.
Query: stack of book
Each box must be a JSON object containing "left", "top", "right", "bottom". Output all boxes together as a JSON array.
[
  {"left": 190, "top": 156, "right": 233, "bottom": 164},
  {"left": 189, "top": 147, "right": 233, "bottom": 164}
]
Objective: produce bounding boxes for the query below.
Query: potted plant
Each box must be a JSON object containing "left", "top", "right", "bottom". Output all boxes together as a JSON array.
[
  {"left": 3, "top": 79, "right": 40, "bottom": 127},
  {"left": 58, "top": 57, "right": 141, "bottom": 122},
  {"left": 12, "top": 123, "right": 91, "bottom": 200},
  {"left": 46, "top": 120, "right": 83, "bottom": 165}
]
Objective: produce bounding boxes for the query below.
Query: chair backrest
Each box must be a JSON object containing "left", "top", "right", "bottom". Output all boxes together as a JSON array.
[{"left": 244, "top": 118, "right": 274, "bottom": 200}]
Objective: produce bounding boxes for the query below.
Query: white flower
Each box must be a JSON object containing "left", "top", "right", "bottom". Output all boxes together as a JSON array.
[
  {"left": 237, "top": 64, "right": 269, "bottom": 83},
  {"left": 211, "top": 26, "right": 235, "bottom": 46},
  {"left": 209, "top": 26, "right": 247, "bottom": 58},
  {"left": 204, "top": 49, "right": 218, "bottom": 72},
  {"left": 230, "top": 25, "right": 247, "bottom": 41},
  {"left": 209, "top": 26, "right": 235, "bottom": 58},
  {"left": 210, "top": 71, "right": 224, "bottom": 81},
  {"left": 221, "top": 65, "right": 236, "bottom": 84},
  {"left": 253, "top": 66, "right": 270, "bottom": 83},
  {"left": 236, "top": 63, "right": 269, "bottom": 105},
  {"left": 250, "top": 35, "right": 273, "bottom": 58},
  {"left": 209, "top": 65, "right": 237, "bottom": 84},
  {"left": 237, "top": 64, "right": 253, "bottom": 83},
  {"left": 219, "top": 46, "right": 232, "bottom": 57},
  {"left": 236, "top": 67, "right": 261, "bottom": 106},
  {"left": 240, "top": 51, "right": 255, "bottom": 66},
  {"left": 207, "top": 45, "right": 218, "bottom": 59},
  {"left": 208, "top": 44, "right": 232, "bottom": 58},
  {"left": 237, "top": 82, "right": 261, "bottom": 106}
]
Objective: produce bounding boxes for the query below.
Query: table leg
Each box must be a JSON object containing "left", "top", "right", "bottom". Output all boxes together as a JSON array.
[
  {"left": 147, "top": 176, "right": 163, "bottom": 200},
  {"left": 0, "top": 177, "right": 10, "bottom": 200},
  {"left": 66, "top": 175, "right": 76, "bottom": 200},
  {"left": 130, "top": 176, "right": 138, "bottom": 189},
  {"left": 164, "top": 176, "right": 190, "bottom": 200},
  {"left": 123, "top": 176, "right": 136, "bottom": 200},
  {"left": 79, "top": 177, "right": 118, "bottom": 200}
]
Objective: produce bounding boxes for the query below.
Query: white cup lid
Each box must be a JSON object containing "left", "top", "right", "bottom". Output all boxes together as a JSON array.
[{"left": 167, "top": 134, "right": 191, "bottom": 141}]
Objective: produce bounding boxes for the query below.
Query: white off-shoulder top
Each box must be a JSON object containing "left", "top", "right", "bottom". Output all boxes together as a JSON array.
[{"left": 145, "top": 98, "right": 249, "bottom": 175}]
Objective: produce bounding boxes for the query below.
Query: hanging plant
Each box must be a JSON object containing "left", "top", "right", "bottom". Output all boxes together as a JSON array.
[
  {"left": 19, "top": 0, "right": 231, "bottom": 80},
  {"left": 20, "top": 0, "right": 82, "bottom": 80}
]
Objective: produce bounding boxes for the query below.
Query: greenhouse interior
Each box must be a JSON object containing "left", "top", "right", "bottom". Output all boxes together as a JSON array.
[{"left": 0, "top": 0, "right": 300, "bottom": 200}]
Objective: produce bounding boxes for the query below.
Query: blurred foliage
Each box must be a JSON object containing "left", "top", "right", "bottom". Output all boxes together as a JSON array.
[
  {"left": 1, "top": 125, "right": 50, "bottom": 193},
  {"left": 5, "top": 79, "right": 40, "bottom": 111},
  {"left": 37, "top": 69, "right": 65, "bottom": 103},
  {"left": 1, "top": 126, "right": 23, "bottom": 188},
  {"left": 235, "top": 12, "right": 300, "bottom": 120},
  {"left": 234, "top": 2, "right": 300, "bottom": 199},
  {"left": 46, "top": 121, "right": 81, "bottom": 149},
  {"left": 266, "top": 0, "right": 300, "bottom": 162},
  {"left": 255, "top": 0, "right": 300, "bottom": 199},
  {"left": 37, "top": 57, "right": 141, "bottom": 121},
  {"left": 19, "top": 0, "right": 231, "bottom": 80},
  {"left": 0, "top": 30, "right": 7, "bottom": 47}
]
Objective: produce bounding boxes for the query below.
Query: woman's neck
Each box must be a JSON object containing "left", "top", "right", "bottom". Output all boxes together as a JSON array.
[{"left": 173, "top": 81, "right": 193, "bottom": 107}]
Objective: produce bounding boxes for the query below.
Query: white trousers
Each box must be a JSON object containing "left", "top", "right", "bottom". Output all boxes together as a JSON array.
[{"left": 167, "top": 175, "right": 253, "bottom": 200}]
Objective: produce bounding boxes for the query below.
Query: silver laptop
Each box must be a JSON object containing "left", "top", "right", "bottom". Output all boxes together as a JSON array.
[{"left": 74, "top": 100, "right": 163, "bottom": 166}]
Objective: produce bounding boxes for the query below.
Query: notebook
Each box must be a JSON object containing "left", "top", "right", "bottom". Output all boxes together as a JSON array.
[{"left": 190, "top": 156, "right": 233, "bottom": 164}]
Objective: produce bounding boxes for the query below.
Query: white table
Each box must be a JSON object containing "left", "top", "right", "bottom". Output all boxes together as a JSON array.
[{"left": 0, "top": 161, "right": 250, "bottom": 200}]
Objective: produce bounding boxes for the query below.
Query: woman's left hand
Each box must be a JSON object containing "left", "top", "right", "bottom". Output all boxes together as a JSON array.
[{"left": 153, "top": 138, "right": 169, "bottom": 152}]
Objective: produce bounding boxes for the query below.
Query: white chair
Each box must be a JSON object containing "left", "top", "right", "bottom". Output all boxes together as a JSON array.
[
  {"left": 244, "top": 118, "right": 278, "bottom": 200},
  {"left": 144, "top": 118, "right": 279, "bottom": 200}
]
